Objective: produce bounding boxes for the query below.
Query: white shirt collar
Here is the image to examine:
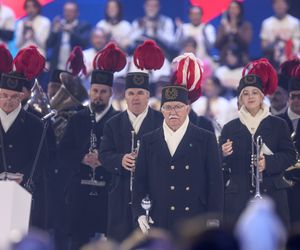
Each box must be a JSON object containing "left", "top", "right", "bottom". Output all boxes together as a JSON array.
[
  {"left": 127, "top": 106, "right": 149, "bottom": 134},
  {"left": 163, "top": 116, "right": 189, "bottom": 156},
  {"left": 0, "top": 104, "right": 22, "bottom": 133}
]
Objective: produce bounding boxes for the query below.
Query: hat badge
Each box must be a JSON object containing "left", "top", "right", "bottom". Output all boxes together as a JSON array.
[
  {"left": 132, "top": 74, "right": 145, "bottom": 85},
  {"left": 165, "top": 87, "right": 178, "bottom": 100},
  {"left": 7, "top": 78, "right": 19, "bottom": 89},
  {"left": 244, "top": 75, "right": 256, "bottom": 84}
]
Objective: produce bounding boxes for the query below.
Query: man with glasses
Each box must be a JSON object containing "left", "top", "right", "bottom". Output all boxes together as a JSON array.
[
  {"left": 279, "top": 76, "right": 300, "bottom": 225},
  {"left": 100, "top": 71, "right": 163, "bottom": 242},
  {"left": 132, "top": 85, "right": 223, "bottom": 233}
]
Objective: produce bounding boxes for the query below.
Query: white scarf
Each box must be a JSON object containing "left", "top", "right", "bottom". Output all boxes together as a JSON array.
[
  {"left": 163, "top": 116, "right": 189, "bottom": 156},
  {"left": 0, "top": 104, "right": 22, "bottom": 133},
  {"left": 238, "top": 103, "right": 270, "bottom": 135},
  {"left": 127, "top": 106, "right": 149, "bottom": 134}
]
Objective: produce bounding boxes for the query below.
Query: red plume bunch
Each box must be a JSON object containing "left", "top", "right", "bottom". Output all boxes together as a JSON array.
[
  {"left": 13, "top": 45, "right": 45, "bottom": 80},
  {"left": 0, "top": 45, "right": 13, "bottom": 74},
  {"left": 172, "top": 53, "right": 204, "bottom": 103},
  {"left": 93, "top": 42, "right": 126, "bottom": 72},
  {"left": 133, "top": 40, "right": 164, "bottom": 70},
  {"left": 242, "top": 58, "right": 278, "bottom": 95},
  {"left": 280, "top": 57, "right": 300, "bottom": 77},
  {"left": 66, "top": 46, "right": 87, "bottom": 76}
]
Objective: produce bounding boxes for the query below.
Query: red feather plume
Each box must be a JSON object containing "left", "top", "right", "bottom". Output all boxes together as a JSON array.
[
  {"left": 13, "top": 45, "right": 45, "bottom": 80},
  {"left": 280, "top": 57, "right": 300, "bottom": 77},
  {"left": 133, "top": 40, "right": 164, "bottom": 70},
  {"left": 242, "top": 58, "right": 278, "bottom": 95},
  {"left": 66, "top": 46, "right": 87, "bottom": 76},
  {"left": 93, "top": 42, "right": 126, "bottom": 72},
  {"left": 0, "top": 45, "right": 13, "bottom": 74}
]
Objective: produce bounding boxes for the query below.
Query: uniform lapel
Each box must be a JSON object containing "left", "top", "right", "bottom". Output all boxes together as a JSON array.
[{"left": 5, "top": 110, "right": 26, "bottom": 137}]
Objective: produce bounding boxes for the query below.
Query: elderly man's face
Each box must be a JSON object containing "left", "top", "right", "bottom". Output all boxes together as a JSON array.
[
  {"left": 0, "top": 88, "right": 24, "bottom": 114},
  {"left": 161, "top": 101, "right": 189, "bottom": 131},
  {"left": 125, "top": 88, "right": 149, "bottom": 116}
]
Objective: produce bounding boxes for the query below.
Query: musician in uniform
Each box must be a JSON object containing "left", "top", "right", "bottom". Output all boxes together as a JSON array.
[
  {"left": 278, "top": 59, "right": 300, "bottom": 226},
  {"left": 58, "top": 44, "right": 124, "bottom": 249},
  {"left": 0, "top": 46, "right": 48, "bottom": 228},
  {"left": 220, "top": 59, "right": 297, "bottom": 228},
  {"left": 132, "top": 84, "right": 223, "bottom": 233}
]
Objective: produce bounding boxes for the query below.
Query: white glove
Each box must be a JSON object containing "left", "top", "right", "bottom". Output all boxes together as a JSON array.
[{"left": 138, "top": 215, "right": 154, "bottom": 234}]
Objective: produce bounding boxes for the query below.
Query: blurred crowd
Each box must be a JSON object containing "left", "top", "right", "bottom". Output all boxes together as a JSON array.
[{"left": 0, "top": 0, "right": 299, "bottom": 129}]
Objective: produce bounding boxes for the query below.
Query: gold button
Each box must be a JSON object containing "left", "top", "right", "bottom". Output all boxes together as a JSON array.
[
  {"left": 170, "top": 206, "right": 175, "bottom": 211},
  {"left": 185, "top": 207, "right": 190, "bottom": 211},
  {"left": 170, "top": 165, "right": 175, "bottom": 170},
  {"left": 186, "top": 186, "right": 190, "bottom": 191},
  {"left": 185, "top": 165, "right": 190, "bottom": 170},
  {"left": 8, "top": 144, "right": 13, "bottom": 148},
  {"left": 170, "top": 186, "right": 175, "bottom": 190}
]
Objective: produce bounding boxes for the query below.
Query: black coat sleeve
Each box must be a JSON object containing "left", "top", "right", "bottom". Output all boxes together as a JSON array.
[
  {"left": 100, "top": 122, "right": 124, "bottom": 175},
  {"left": 0, "top": 29, "right": 14, "bottom": 42},
  {"left": 264, "top": 119, "right": 297, "bottom": 175},
  {"left": 205, "top": 133, "right": 224, "bottom": 216}
]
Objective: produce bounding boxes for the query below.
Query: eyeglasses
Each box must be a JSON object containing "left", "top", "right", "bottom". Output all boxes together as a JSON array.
[
  {"left": 161, "top": 104, "right": 186, "bottom": 112},
  {"left": 290, "top": 93, "right": 300, "bottom": 100}
]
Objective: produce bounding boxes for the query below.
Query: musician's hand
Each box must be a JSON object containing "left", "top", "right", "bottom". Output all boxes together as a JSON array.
[
  {"left": 138, "top": 215, "right": 154, "bottom": 234},
  {"left": 258, "top": 155, "right": 266, "bottom": 172},
  {"left": 122, "top": 153, "right": 135, "bottom": 171},
  {"left": 82, "top": 153, "right": 101, "bottom": 168},
  {"left": 222, "top": 139, "right": 233, "bottom": 157}
]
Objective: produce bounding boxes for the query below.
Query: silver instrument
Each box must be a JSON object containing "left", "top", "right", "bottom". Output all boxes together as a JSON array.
[
  {"left": 251, "top": 135, "right": 264, "bottom": 200},
  {"left": 80, "top": 111, "right": 105, "bottom": 195},
  {"left": 129, "top": 130, "right": 140, "bottom": 204},
  {"left": 141, "top": 195, "right": 152, "bottom": 224},
  {"left": 50, "top": 72, "right": 88, "bottom": 143}
]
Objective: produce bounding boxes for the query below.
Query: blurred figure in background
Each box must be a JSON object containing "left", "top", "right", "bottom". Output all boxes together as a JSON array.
[
  {"left": 260, "top": 0, "right": 300, "bottom": 68},
  {"left": 131, "top": 0, "right": 174, "bottom": 59},
  {"left": 96, "top": 0, "right": 131, "bottom": 51},
  {"left": 215, "top": 0, "right": 252, "bottom": 66},
  {"left": 175, "top": 6, "right": 216, "bottom": 61},
  {"left": 0, "top": 3, "right": 16, "bottom": 46},
  {"left": 192, "top": 76, "right": 230, "bottom": 129},
  {"left": 15, "top": 0, "right": 50, "bottom": 56},
  {"left": 47, "top": 1, "right": 91, "bottom": 74},
  {"left": 83, "top": 28, "right": 110, "bottom": 84}
]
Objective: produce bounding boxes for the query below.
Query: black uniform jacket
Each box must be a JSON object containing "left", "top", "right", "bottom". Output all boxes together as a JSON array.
[
  {"left": 100, "top": 107, "right": 163, "bottom": 241},
  {"left": 58, "top": 106, "right": 118, "bottom": 236},
  {"left": 132, "top": 122, "right": 224, "bottom": 231},
  {"left": 220, "top": 115, "right": 297, "bottom": 227},
  {"left": 278, "top": 111, "right": 300, "bottom": 225},
  {"left": 0, "top": 109, "right": 48, "bottom": 227}
]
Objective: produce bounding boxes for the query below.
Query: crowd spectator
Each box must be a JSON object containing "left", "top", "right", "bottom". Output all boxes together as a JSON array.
[
  {"left": 175, "top": 6, "right": 216, "bottom": 61},
  {"left": 46, "top": 1, "right": 91, "bottom": 74},
  {"left": 260, "top": 0, "right": 300, "bottom": 68},
  {"left": 215, "top": 0, "right": 252, "bottom": 66},
  {"left": 0, "top": 3, "right": 16, "bottom": 46},
  {"left": 15, "top": 0, "right": 50, "bottom": 56},
  {"left": 96, "top": 0, "right": 131, "bottom": 51},
  {"left": 130, "top": 0, "right": 175, "bottom": 59}
]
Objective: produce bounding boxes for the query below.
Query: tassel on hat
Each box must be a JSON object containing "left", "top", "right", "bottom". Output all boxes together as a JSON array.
[
  {"left": 91, "top": 42, "right": 127, "bottom": 86},
  {"left": 238, "top": 58, "right": 277, "bottom": 96}
]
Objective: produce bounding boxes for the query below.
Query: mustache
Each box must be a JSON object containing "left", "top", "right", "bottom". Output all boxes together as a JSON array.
[{"left": 169, "top": 115, "right": 179, "bottom": 119}]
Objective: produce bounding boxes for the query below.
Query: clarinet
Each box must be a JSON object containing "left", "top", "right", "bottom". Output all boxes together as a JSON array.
[
  {"left": 129, "top": 130, "right": 140, "bottom": 205},
  {"left": 251, "top": 135, "right": 263, "bottom": 200}
]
